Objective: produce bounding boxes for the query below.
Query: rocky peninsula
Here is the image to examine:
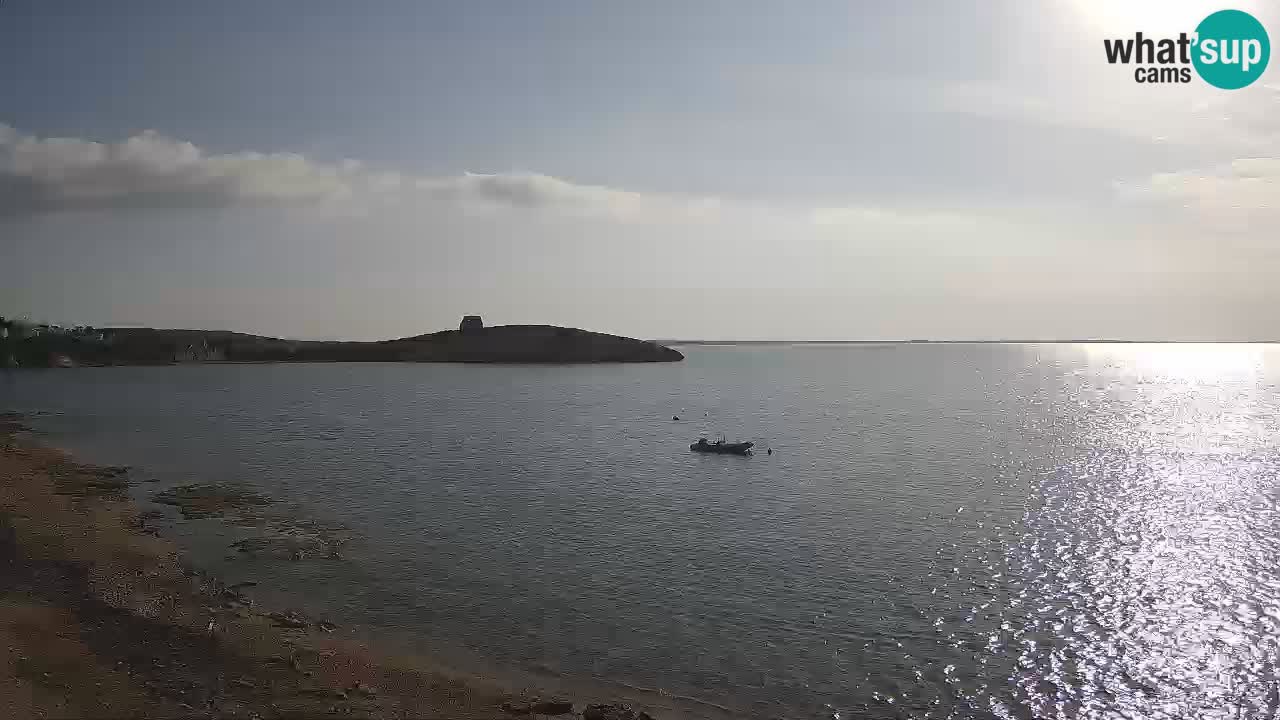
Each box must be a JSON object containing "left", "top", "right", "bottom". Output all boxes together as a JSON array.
[{"left": 2, "top": 316, "right": 684, "bottom": 367}]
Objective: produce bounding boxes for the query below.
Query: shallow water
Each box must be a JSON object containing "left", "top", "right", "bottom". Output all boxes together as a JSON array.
[{"left": 6, "top": 343, "right": 1280, "bottom": 718}]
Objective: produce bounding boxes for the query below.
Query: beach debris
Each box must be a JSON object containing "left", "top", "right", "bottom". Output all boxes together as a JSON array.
[
  {"left": 582, "top": 704, "right": 654, "bottom": 720},
  {"left": 351, "top": 680, "right": 378, "bottom": 697},
  {"left": 261, "top": 608, "right": 338, "bottom": 634},
  {"left": 502, "top": 696, "right": 578, "bottom": 715},
  {"left": 530, "top": 699, "right": 574, "bottom": 715},
  {"left": 53, "top": 463, "right": 131, "bottom": 498},
  {"left": 228, "top": 531, "right": 345, "bottom": 561},
  {"left": 266, "top": 610, "right": 309, "bottom": 629},
  {"left": 153, "top": 483, "right": 271, "bottom": 519}
]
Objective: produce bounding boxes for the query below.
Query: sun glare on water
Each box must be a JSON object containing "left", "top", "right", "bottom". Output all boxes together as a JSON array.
[
  {"left": 1010, "top": 340, "right": 1280, "bottom": 718},
  {"left": 1080, "top": 342, "right": 1265, "bottom": 384}
]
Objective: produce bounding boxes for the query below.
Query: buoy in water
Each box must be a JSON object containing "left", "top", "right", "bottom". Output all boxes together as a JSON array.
[{"left": 672, "top": 415, "right": 680, "bottom": 421}]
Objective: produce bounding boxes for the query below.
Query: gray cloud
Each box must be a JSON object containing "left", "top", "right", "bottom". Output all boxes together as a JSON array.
[
  {"left": 412, "top": 171, "right": 722, "bottom": 221},
  {"left": 1, "top": 123, "right": 1037, "bottom": 241},
  {"left": 0, "top": 125, "right": 356, "bottom": 217},
  {"left": 0, "top": 124, "right": 718, "bottom": 221}
]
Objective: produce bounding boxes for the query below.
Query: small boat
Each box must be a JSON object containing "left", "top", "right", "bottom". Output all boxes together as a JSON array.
[{"left": 690, "top": 438, "right": 754, "bottom": 455}]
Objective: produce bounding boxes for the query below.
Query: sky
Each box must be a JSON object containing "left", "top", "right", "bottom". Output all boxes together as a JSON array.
[{"left": 3, "top": 0, "right": 1278, "bottom": 340}]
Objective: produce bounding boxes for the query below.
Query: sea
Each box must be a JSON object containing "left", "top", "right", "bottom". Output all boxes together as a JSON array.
[{"left": 4, "top": 343, "right": 1280, "bottom": 719}]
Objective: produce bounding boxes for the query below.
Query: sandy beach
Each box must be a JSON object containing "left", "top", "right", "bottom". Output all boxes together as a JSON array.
[{"left": 0, "top": 413, "right": 663, "bottom": 720}]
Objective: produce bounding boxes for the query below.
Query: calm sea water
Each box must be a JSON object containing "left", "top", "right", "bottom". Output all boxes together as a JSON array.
[{"left": 5, "top": 344, "right": 1280, "bottom": 719}]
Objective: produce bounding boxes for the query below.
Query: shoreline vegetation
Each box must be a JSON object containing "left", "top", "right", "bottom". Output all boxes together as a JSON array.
[
  {"left": 0, "top": 412, "right": 690, "bottom": 719},
  {"left": 0, "top": 320, "right": 684, "bottom": 368}
]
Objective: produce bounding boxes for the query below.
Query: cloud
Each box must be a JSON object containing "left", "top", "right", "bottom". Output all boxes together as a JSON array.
[
  {"left": 414, "top": 172, "right": 721, "bottom": 221},
  {"left": 0, "top": 125, "right": 356, "bottom": 216},
  {"left": 1119, "top": 158, "right": 1278, "bottom": 211},
  {"left": 0, "top": 124, "right": 718, "bottom": 222},
  {"left": 0, "top": 122, "right": 1037, "bottom": 240}
]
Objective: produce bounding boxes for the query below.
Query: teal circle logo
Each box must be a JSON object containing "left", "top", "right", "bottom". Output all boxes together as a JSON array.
[{"left": 1193, "top": 9, "right": 1270, "bottom": 89}]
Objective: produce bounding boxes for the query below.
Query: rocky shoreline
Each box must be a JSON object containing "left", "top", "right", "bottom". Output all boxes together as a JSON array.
[{"left": 0, "top": 412, "right": 674, "bottom": 719}]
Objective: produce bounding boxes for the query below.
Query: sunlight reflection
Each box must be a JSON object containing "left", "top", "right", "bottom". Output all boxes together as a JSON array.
[
  {"left": 1079, "top": 343, "right": 1265, "bottom": 385},
  {"left": 1005, "top": 342, "right": 1280, "bottom": 718}
]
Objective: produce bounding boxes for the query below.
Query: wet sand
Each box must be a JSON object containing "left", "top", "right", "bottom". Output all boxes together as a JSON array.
[{"left": 0, "top": 413, "right": 670, "bottom": 720}]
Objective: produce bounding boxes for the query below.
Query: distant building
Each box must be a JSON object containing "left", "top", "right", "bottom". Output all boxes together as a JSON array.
[{"left": 459, "top": 315, "right": 484, "bottom": 332}]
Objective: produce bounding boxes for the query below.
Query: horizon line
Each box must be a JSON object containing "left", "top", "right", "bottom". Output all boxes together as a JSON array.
[{"left": 657, "top": 339, "right": 1280, "bottom": 345}]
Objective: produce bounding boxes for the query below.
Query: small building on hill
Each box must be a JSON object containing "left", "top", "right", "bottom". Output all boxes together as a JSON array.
[{"left": 459, "top": 315, "right": 484, "bottom": 333}]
